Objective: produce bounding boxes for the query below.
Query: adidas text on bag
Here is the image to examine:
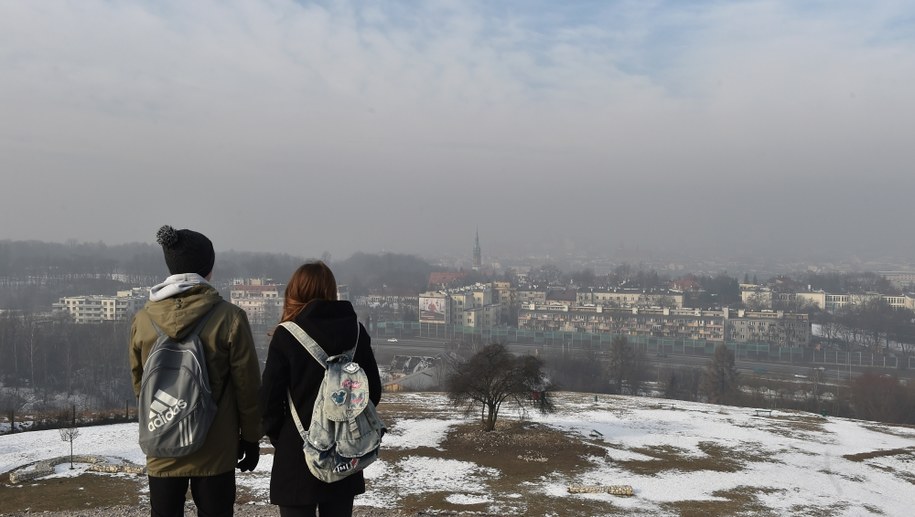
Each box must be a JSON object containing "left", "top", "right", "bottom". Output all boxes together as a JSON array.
[
  {"left": 138, "top": 308, "right": 218, "bottom": 458},
  {"left": 281, "top": 321, "right": 385, "bottom": 483}
]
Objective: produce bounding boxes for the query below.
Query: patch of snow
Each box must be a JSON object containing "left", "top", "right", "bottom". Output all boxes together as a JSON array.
[
  {"left": 446, "top": 493, "right": 492, "bottom": 505},
  {"left": 383, "top": 418, "right": 460, "bottom": 450}
]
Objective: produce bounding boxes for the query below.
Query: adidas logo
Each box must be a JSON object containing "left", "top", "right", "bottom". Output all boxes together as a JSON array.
[{"left": 147, "top": 389, "right": 188, "bottom": 432}]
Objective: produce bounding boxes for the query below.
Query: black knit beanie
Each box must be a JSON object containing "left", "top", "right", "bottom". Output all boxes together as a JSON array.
[{"left": 156, "top": 225, "right": 215, "bottom": 277}]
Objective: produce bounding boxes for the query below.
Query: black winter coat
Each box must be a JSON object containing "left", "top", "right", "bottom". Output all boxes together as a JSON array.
[{"left": 259, "top": 300, "right": 382, "bottom": 506}]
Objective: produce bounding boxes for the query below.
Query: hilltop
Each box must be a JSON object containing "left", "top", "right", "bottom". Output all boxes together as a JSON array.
[{"left": 1, "top": 392, "right": 914, "bottom": 516}]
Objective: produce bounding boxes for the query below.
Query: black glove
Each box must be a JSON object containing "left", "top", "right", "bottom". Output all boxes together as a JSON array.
[{"left": 236, "top": 438, "right": 260, "bottom": 472}]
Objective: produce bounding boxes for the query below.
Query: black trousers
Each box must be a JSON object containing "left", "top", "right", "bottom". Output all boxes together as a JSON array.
[
  {"left": 148, "top": 471, "right": 236, "bottom": 517},
  {"left": 278, "top": 498, "right": 354, "bottom": 517}
]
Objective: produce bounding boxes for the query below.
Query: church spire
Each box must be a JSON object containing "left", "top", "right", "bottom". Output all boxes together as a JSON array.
[{"left": 472, "top": 227, "right": 482, "bottom": 271}]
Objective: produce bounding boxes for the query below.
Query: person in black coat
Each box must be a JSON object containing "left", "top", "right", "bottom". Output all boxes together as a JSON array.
[{"left": 260, "top": 261, "right": 382, "bottom": 517}]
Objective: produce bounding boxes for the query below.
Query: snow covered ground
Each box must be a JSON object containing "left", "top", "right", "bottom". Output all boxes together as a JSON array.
[{"left": 2, "top": 392, "right": 914, "bottom": 516}]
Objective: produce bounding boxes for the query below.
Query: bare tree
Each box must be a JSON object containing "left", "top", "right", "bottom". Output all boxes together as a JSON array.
[
  {"left": 0, "top": 391, "right": 27, "bottom": 434},
  {"left": 58, "top": 407, "right": 80, "bottom": 469},
  {"left": 700, "top": 344, "right": 740, "bottom": 405},
  {"left": 447, "top": 344, "right": 553, "bottom": 431},
  {"left": 607, "top": 336, "right": 631, "bottom": 394},
  {"left": 662, "top": 367, "right": 703, "bottom": 402},
  {"left": 607, "top": 336, "right": 647, "bottom": 395},
  {"left": 850, "top": 372, "right": 913, "bottom": 424}
]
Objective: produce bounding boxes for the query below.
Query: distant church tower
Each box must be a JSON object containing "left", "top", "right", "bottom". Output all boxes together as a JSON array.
[{"left": 472, "top": 228, "right": 482, "bottom": 271}]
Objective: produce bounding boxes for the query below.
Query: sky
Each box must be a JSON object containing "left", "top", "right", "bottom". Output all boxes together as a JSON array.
[
  {"left": 2, "top": 1, "right": 914, "bottom": 263},
  {"left": 2, "top": 391, "right": 915, "bottom": 515}
]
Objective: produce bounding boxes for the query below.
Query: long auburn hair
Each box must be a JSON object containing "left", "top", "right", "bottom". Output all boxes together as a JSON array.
[{"left": 280, "top": 261, "right": 338, "bottom": 323}]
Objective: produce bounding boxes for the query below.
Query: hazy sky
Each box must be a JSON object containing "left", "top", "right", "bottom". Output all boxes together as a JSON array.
[{"left": 2, "top": 1, "right": 914, "bottom": 263}]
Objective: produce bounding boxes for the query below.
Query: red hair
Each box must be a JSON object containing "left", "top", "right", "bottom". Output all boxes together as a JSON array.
[{"left": 280, "top": 261, "right": 337, "bottom": 323}]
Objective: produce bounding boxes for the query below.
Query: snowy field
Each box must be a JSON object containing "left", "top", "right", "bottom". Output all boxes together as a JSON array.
[{"left": 2, "top": 392, "right": 914, "bottom": 516}]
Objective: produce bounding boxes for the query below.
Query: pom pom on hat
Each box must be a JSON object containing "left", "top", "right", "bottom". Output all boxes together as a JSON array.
[
  {"left": 156, "top": 225, "right": 180, "bottom": 249},
  {"left": 156, "top": 225, "right": 215, "bottom": 277}
]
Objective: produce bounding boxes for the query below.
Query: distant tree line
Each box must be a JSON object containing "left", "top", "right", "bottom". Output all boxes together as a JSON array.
[
  {"left": 813, "top": 299, "right": 915, "bottom": 357},
  {"left": 0, "top": 239, "right": 439, "bottom": 307},
  {"left": 535, "top": 340, "right": 915, "bottom": 426},
  {"left": 0, "top": 314, "right": 132, "bottom": 421}
]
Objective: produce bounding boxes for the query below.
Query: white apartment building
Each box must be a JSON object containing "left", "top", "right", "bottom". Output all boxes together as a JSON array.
[
  {"left": 880, "top": 271, "right": 915, "bottom": 289},
  {"left": 516, "top": 289, "right": 547, "bottom": 305},
  {"left": 230, "top": 279, "right": 283, "bottom": 324},
  {"left": 419, "top": 283, "right": 500, "bottom": 328},
  {"left": 54, "top": 288, "right": 147, "bottom": 323},
  {"left": 741, "top": 285, "right": 915, "bottom": 312},
  {"left": 725, "top": 309, "right": 810, "bottom": 347},
  {"left": 577, "top": 289, "right": 684, "bottom": 308},
  {"left": 517, "top": 303, "right": 809, "bottom": 347}
]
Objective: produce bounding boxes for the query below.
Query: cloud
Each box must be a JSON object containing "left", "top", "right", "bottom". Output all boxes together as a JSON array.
[{"left": 1, "top": 1, "right": 914, "bottom": 259}]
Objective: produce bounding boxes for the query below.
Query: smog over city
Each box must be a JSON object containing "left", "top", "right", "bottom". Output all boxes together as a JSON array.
[
  {"left": 2, "top": 1, "right": 914, "bottom": 266},
  {"left": 2, "top": 3, "right": 915, "bottom": 515}
]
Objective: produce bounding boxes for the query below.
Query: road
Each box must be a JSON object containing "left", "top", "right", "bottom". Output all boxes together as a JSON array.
[{"left": 370, "top": 335, "right": 911, "bottom": 382}]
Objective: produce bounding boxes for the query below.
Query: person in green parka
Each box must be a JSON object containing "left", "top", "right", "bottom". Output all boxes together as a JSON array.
[{"left": 130, "top": 225, "right": 262, "bottom": 517}]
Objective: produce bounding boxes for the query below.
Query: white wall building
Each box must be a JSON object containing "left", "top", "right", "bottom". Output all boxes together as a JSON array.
[
  {"left": 230, "top": 279, "right": 283, "bottom": 324},
  {"left": 54, "top": 288, "right": 147, "bottom": 323},
  {"left": 419, "top": 283, "right": 500, "bottom": 328}
]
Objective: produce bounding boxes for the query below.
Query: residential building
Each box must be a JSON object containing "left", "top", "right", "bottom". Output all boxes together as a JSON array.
[
  {"left": 516, "top": 289, "right": 547, "bottom": 305},
  {"left": 230, "top": 279, "right": 283, "bottom": 324},
  {"left": 742, "top": 284, "right": 914, "bottom": 312},
  {"left": 576, "top": 289, "right": 684, "bottom": 308},
  {"left": 419, "top": 283, "right": 500, "bottom": 328},
  {"left": 517, "top": 304, "right": 809, "bottom": 347},
  {"left": 54, "top": 288, "right": 147, "bottom": 323},
  {"left": 880, "top": 271, "right": 915, "bottom": 289},
  {"left": 725, "top": 309, "right": 810, "bottom": 347},
  {"left": 428, "top": 271, "right": 468, "bottom": 289}
]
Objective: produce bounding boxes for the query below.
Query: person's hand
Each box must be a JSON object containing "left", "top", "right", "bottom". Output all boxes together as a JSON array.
[{"left": 236, "top": 439, "right": 260, "bottom": 472}]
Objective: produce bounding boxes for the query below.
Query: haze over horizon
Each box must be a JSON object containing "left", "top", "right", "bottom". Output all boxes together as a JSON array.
[{"left": 2, "top": 1, "right": 914, "bottom": 263}]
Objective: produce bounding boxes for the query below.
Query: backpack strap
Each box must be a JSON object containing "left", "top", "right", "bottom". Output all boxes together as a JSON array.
[
  {"left": 280, "top": 321, "right": 363, "bottom": 441},
  {"left": 277, "top": 322, "right": 325, "bottom": 438},
  {"left": 278, "top": 321, "right": 328, "bottom": 368},
  {"left": 287, "top": 390, "right": 308, "bottom": 441},
  {"left": 278, "top": 321, "right": 363, "bottom": 366},
  {"left": 145, "top": 305, "right": 231, "bottom": 404}
]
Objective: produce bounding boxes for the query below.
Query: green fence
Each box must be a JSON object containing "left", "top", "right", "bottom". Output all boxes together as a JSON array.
[{"left": 373, "top": 321, "right": 820, "bottom": 362}]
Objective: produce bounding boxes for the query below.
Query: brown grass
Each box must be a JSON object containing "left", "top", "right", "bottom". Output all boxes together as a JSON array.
[
  {"left": 439, "top": 420, "right": 605, "bottom": 477},
  {"left": 368, "top": 417, "right": 625, "bottom": 516},
  {"left": 736, "top": 413, "right": 830, "bottom": 441},
  {"left": 661, "top": 485, "right": 783, "bottom": 517},
  {"left": 842, "top": 446, "right": 915, "bottom": 462},
  {"left": 614, "top": 441, "right": 778, "bottom": 476},
  {"left": 0, "top": 471, "right": 143, "bottom": 511}
]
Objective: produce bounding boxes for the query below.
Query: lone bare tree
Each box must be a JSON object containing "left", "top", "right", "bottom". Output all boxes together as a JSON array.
[
  {"left": 58, "top": 407, "right": 80, "bottom": 469},
  {"left": 447, "top": 343, "right": 553, "bottom": 431},
  {"left": 607, "top": 336, "right": 648, "bottom": 395},
  {"left": 700, "top": 344, "right": 740, "bottom": 405}
]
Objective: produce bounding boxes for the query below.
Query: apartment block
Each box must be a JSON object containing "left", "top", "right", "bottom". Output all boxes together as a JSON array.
[
  {"left": 230, "top": 279, "right": 283, "bottom": 324},
  {"left": 54, "top": 288, "right": 147, "bottom": 323},
  {"left": 576, "top": 289, "right": 684, "bottom": 308},
  {"left": 725, "top": 309, "right": 810, "bottom": 347},
  {"left": 419, "top": 283, "right": 500, "bottom": 328},
  {"left": 517, "top": 304, "right": 809, "bottom": 347},
  {"left": 740, "top": 284, "right": 915, "bottom": 312}
]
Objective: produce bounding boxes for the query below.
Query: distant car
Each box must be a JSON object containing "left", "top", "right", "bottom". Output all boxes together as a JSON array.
[{"left": 387, "top": 338, "right": 398, "bottom": 342}]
